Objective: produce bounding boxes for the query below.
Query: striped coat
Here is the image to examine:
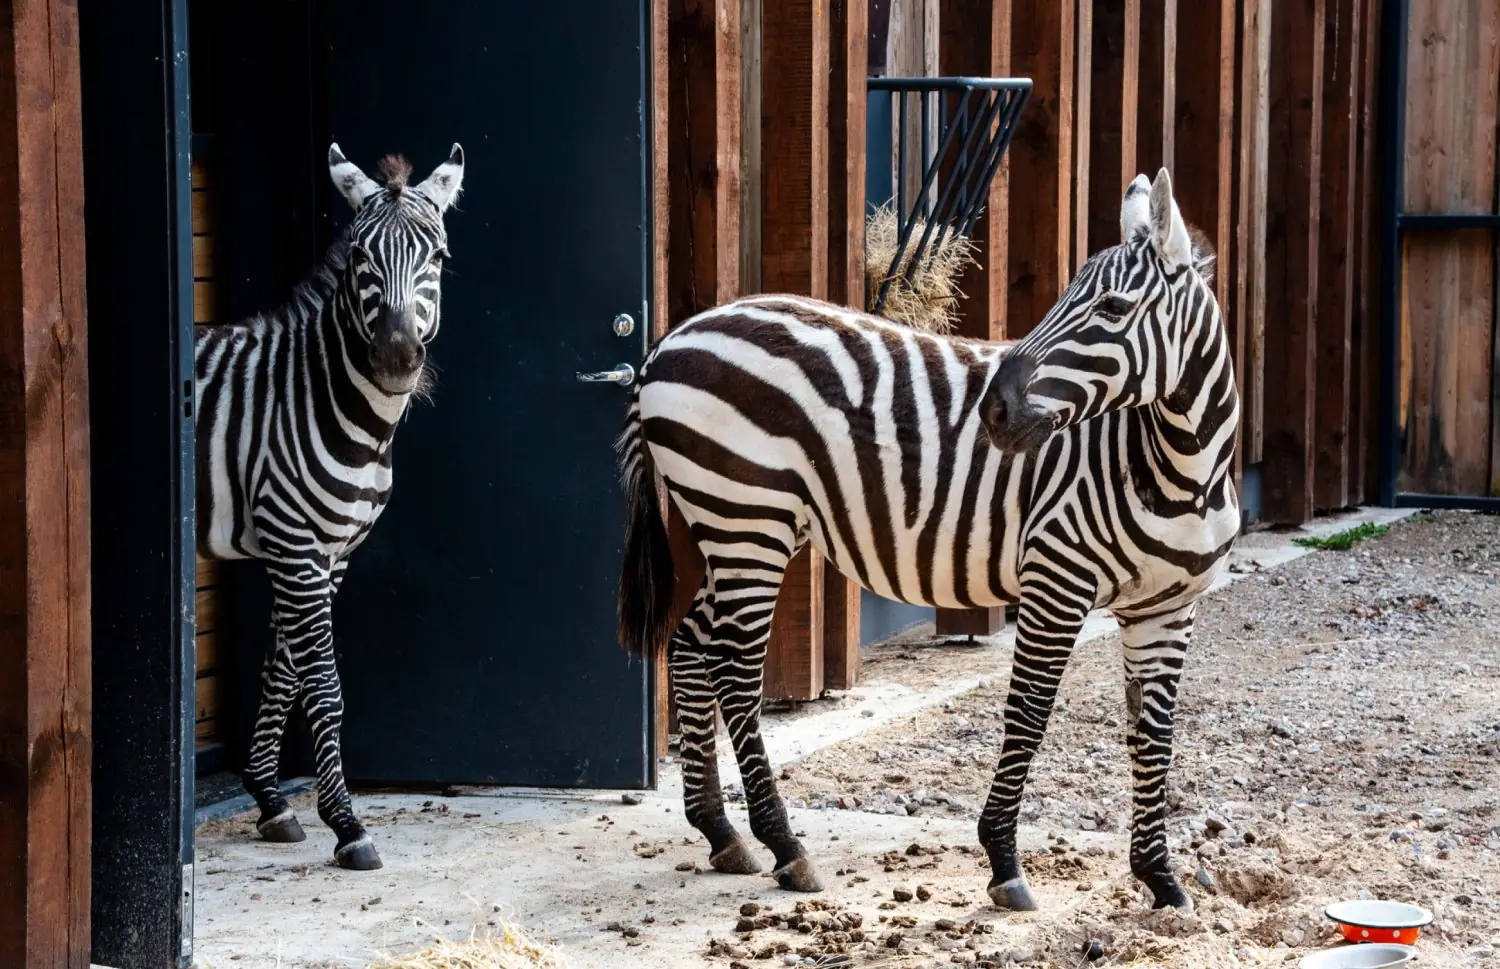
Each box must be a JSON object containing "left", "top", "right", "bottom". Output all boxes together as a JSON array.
[{"left": 617, "top": 169, "right": 1238, "bottom": 910}]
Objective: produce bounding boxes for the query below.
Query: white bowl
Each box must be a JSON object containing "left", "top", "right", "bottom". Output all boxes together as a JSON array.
[
  {"left": 1324, "top": 900, "right": 1433, "bottom": 930},
  {"left": 1299, "top": 944, "right": 1415, "bottom": 969}
]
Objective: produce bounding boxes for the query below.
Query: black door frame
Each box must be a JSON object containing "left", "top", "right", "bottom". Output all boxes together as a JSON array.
[
  {"left": 80, "top": 0, "right": 198, "bottom": 964},
  {"left": 1376, "top": 0, "right": 1500, "bottom": 511}
]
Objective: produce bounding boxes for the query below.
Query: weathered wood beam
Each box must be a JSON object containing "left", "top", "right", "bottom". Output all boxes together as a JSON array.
[
  {"left": 1260, "top": 0, "right": 1324, "bottom": 523},
  {"left": 824, "top": 0, "right": 868, "bottom": 688},
  {"left": 0, "top": 0, "right": 93, "bottom": 964},
  {"left": 760, "top": 0, "right": 830, "bottom": 701}
]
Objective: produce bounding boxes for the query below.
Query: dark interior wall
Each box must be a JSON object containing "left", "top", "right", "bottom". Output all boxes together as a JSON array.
[{"left": 80, "top": 0, "right": 197, "bottom": 964}]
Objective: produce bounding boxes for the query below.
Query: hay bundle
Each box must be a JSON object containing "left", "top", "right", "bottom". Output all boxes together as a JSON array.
[
  {"left": 368, "top": 919, "right": 570, "bottom": 969},
  {"left": 864, "top": 202, "right": 979, "bottom": 334}
]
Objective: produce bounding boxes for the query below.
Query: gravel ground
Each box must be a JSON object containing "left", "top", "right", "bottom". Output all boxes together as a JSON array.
[{"left": 736, "top": 511, "right": 1500, "bottom": 968}]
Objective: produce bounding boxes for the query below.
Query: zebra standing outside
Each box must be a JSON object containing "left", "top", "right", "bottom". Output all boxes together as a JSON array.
[
  {"left": 195, "top": 144, "right": 464, "bottom": 870},
  {"left": 618, "top": 169, "right": 1238, "bottom": 910}
]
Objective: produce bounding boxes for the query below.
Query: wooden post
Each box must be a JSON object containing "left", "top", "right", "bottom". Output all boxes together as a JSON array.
[
  {"left": 1136, "top": 0, "right": 1176, "bottom": 175},
  {"left": 760, "top": 0, "right": 830, "bottom": 701},
  {"left": 655, "top": 0, "right": 743, "bottom": 745},
  {"left": 1236, "top": 0, "right": 1271, "bottom": 475},
  {"left": 1006, "top": 0, "right": 1075, "bottom": 339},
  {"left": 1313, "top": 0, "right": 1361, "bottom": 511},
  {"left": 935, "top": 0, "right": 1006, "bottom": 640},
  {"left": 1085, "top": 0, "right": 1131, "bottom": 258},
  {"left": 824, "top": 0, "right": 868, "bottom": 690},
  {"left": 1349, "top": 0, "right": 1382, "bottom": 504},
  {"left": 0, "top": 0, "right": 92, "bottom": 964},
  {"left": 1260, "top": 0, "right": 1324, "bottom": 523}
]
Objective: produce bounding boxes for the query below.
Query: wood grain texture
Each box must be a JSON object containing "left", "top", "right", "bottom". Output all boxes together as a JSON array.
[
  {"left": 1074, "top": 0, "right": 1092, "bottom": 270},
  {"left": 1349, "top": 0, "right": 1382, "bottom": 503},
  {"left": 1006, "top": 0, "right": 1075, "bottom": 338},
  {"left": 1260, "top": 0, "right": 1324, "bottom": 523},
  {"left": 1235, "top": 0, "right": 1270, "bottom": 466},
  {"left": 1397, "top": 0, "right": 1499, "bottom": 497},
  {"left": 825, "top": 0, "right": 867, "bottom": 687},
  {"left": 0, "top": 0, "right": 92, "bottom": 963},
  {"left": 761, "top": 0, "right": 830, "bottom": 700},
  {"left": 1313, "top": 0, "right": 1361, "bottom": 510}
]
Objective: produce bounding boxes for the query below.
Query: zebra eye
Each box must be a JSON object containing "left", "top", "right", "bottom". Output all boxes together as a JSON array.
[{"left": 1095, "top": 293, "right": 1135, "bottom": 319}]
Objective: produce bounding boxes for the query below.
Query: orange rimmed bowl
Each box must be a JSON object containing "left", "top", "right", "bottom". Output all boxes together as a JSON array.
[{"left": 1323, "top": 900, "right": 1432, "bottom": 946}]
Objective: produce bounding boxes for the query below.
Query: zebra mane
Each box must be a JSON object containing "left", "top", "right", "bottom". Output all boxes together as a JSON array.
[{"left": 236, "top": 227, "right": 353, "bottom": 331}]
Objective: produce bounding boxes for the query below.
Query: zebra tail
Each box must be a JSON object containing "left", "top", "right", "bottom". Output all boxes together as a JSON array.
[{"left": 616, "top": 388, "right": 676, "bottom": 661}]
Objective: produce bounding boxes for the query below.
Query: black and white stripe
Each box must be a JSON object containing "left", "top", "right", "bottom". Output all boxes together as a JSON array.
[
  {"left": 195, "top": 143, "right": 463, "bottom": 871},
  {"left": 617, "top": 169, "right": 1239, "bottom": 909}
]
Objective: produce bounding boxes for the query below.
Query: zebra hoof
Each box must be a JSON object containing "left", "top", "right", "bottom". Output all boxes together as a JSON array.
[
  {"left": 1147, "top": 877, "right": 1194, "bottom": 913},
  {"left": 334, "top": 836, "right": 384, "bottom": 871},
  {"left": 772, "top": 857, "right": 824, "bottom": 893},
  {"left": 256, "top": 810, "right": 307, "bottom": 844},
  {"left": 987, "top": 877, "right": 1039, "bottom": 912},
  {"left": 709, "top": 840, "right": 763, "bottom": 875}
]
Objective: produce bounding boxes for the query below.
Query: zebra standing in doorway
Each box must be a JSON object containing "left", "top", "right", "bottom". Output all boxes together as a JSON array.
[
  {"left": 618, "top": 170, "right": 1238, "bottom": 910},
  {"left": 195, "top": 144, "right": 464, "bottom": 870}
]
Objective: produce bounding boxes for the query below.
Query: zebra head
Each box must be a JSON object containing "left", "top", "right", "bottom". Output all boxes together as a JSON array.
[
  {"left": 328, "top": 143, "right": 465, "bottom": 396},
  {"left": 981, "top": 167, "right": 1216, "bottom": 454}
]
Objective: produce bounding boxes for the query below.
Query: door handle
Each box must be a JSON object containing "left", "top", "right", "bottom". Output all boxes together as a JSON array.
[{"left": 576, "top": 362, "right": 636, "bottom": 386}]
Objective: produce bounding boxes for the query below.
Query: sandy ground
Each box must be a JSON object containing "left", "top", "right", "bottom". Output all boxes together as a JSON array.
[
  {"left": 778, "top": 510, "right": 1500, "bottom": 967},
  {"left": 190, "top": 508, "right": 1498, "bottom": 969}
]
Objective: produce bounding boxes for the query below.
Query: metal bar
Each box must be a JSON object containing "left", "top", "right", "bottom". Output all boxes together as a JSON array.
[
  {"left": 1392, "top": 493, "right": 1500, "bottom": 511},
  {"left": 955, "top": 88, "right": 1024, "bottom": 236},
  {"left": 1377, "top": 0, "right": 1409, "bottom": 506},
  {"left": 1396, "top": 213, "right": 1500, "bottom": 229},
  {"left": 869, "top": 75, "right": 1034, "bottom": 92},
  {"left": 920, "top": 89, "right": 931, "bottom": 217},
  {"left": 889, "top": 92, "right": 973, "bottom": 296},
  {"left": 897, "top": 89, "right": 907, "bottom": 231}
]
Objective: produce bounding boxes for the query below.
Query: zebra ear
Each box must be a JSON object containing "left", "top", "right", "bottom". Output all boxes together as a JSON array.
[
  {"left": 328, "top": 143, "right": 382, "bottom": 211},
  {"left": 1120, "top": 173, "right": 1152, "bottom": 244},
  {"left": 415, "top": 143, "right": 465, "bottom": 212},
  {"left": 1148, "top": 167, "right": 1194, "bottom": 270}
]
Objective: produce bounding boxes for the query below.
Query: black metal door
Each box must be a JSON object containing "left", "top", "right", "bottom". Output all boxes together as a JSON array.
[
  {"left": 320, "top": 2, "right": 655, "bottom": 787},
  {"left": 81, "top": 0, "right": 199, "bottom": 965}
]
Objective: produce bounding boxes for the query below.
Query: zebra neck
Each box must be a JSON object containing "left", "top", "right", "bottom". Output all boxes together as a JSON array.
[{"left": 1141, "top": 329, "right": 1239, "bottom": 501}]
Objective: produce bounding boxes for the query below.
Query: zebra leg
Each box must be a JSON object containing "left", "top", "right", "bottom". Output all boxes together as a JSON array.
[
  {"left": 1119, "top": 603, "right": 1195, "bottom": 911},
  {"left": 266, "top": 560, "right": 381, "bottom": 871},
  {"left": 671, "top": 588, "right": 763, "bottom": 875},
  {"left": 703, "top": 562, "right": 821, "bottom": 893},
  {"left": 243, "top": 627, "right": 306, "bottom": 843},
  {"left": 978, "top": 589, "right": 1090, "bottom": 911}
]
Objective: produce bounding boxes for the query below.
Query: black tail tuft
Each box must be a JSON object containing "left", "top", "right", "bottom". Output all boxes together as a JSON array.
[{"left": 616, "top": 391, "right": 676, "bottom": 661}]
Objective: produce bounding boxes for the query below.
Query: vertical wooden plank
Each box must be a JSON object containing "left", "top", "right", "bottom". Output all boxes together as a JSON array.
[
  {"left": 1135, "top": 0, "right": 1170, "bottom": 175},
  {"left": 1348, "top": 0, "right": 1381, "bottom": 503},
  {"left": 1260, "top": 0, "right": 1324, "bottom": 523},
  {"left": 0, "top": 0, "right": 92, "bottom": 964},
  {"left": 1313, "top": 0, "right": 1361, "bottom": 510},
  {"left": 742, "top": 0, "right": 764, "bottom": 294},
  {"left": 1236, "top": 0, "right": 1271, "bottom": 467},
  {"left": 1120, "top": 0, "right": 1141, "bottom": 188},
  {"left": 1398, "top": 0, "right": 1498, "bottom": 497},
  {"left": 761, "top": 0, "right": 829, "bottom": 701},
  {"left": 667, "top": 0, "right": 743, "bottom": 325},
  {"left": 1074, "top": 0, "right": 1093, "bottom": 269},
  {"left": 824, "top": 0, "right": 867, "bottom": 689},
  {"left": 653, "top": 0, "right": 671, "bottom": 340},
  {"left": 1007, "top": 0, "right": 1076, "bottom": 337},
  {"left": 1086, "top": 0, "right": 1127, "bottom": 258},
  {"left": 1172, "top": 0, "right": 1231, "bottom": 268}
]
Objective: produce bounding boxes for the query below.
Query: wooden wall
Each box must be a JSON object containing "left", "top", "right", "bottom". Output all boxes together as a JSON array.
[{"left": 192, "top": 156, "right": 232, "bottom": 755}]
